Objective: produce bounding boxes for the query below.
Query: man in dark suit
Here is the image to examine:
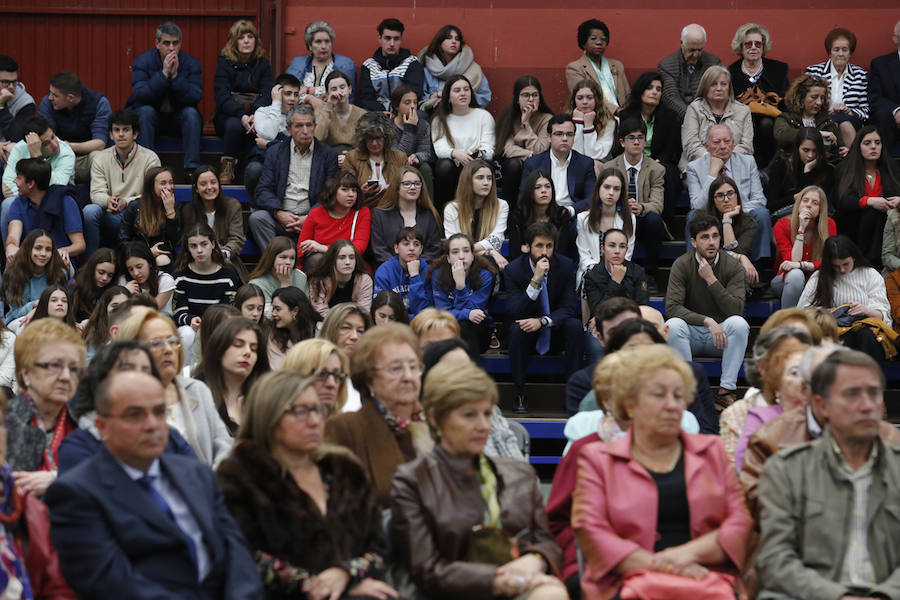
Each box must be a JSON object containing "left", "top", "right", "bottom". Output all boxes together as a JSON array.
[
  {"left": 45, "top": 371, "right": 262, "bottom": 599},
  {"left": 608, "top": 117, "right": 667, "bottom": 290},
  {"left": 869, "top": 21, "right": 900, "bottom": 157},
  {"left": 504, "top": 222, "right": 583, "bottom": 413},
  {"left": 521, "top": 114, "right": 596, "bottom": 216},
  {"left": 250, "top": 103, "right": 338, "bottom": 250}
]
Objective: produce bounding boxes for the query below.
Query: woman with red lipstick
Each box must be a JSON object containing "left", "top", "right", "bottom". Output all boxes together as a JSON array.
[
  {"left": 195, "top": 317, "right": 268, "bottom": 436},
  {"left": 296, "top": 172, "right": 370, "bottom": 272},
  {"left": 836, "top": 126, "right": 900, "bottom": 269},
  {"left": 217, "top": 370, "right": 396, "bottom": 600},
  {"left": 392, "top": 360, "right": 565, "bottom": 599},
  {"left": 572, "top": 344, "right": 753, "bottom": 600},
  {"left": 172, "top": 223, "right": 242, "bottom": 361},
  {"left": 2, "top": 230, "right": 68, "bottom": 332},
  {"left": 30, "top": 285, "right": 75, "bottom": 327}
]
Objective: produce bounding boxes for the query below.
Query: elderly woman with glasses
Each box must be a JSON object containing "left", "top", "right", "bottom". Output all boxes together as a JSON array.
[
  {"left": 116, "top": 307, "right": 232, "bottom": 466},
  {"left": 325, "top": 323, "right": 433, "bottom": 508},
  {"left": 5, "top": 319, "right": 85, "bottom": 497},
  {"left": 217, "top": 370, "right": 396, "bottom": 600},
  {"left": 282, "top": 338, "right": 351, "bottom": 416}
]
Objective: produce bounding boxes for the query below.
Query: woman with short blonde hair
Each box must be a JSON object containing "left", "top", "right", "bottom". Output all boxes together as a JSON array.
[
  {"left": 283, "top": 338, "right": 350, "bottom": 415},
  {"left": 681, "top": 65, "right": 754, "bottom": 165}
]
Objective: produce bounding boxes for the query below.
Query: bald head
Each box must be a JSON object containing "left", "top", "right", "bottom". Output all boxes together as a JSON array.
[
  {"left": 681, "top": 24, "right": 708, "bottom": 64},
  {"left": 95, "top": 371, "right": 168, "bottom": 471},
  {"left": 639, "top": 305, "right": 668, "bottom": 341}
]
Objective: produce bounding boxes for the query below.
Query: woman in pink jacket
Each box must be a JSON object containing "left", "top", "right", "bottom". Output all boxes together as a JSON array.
[{"left": 572, "top": 344, "right": 753, "bottom": 600}]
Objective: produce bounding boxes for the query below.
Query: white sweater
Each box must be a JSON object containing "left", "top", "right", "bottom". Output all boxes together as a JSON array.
[
  {"left": 443, "top": 198, "right": 509, "bottom": 253},
  {"left": 431, "top": 109, "right": 495, "bottom": 160},
  {"left": 573, "top": 117, "right": 616, "bottom": 160},
  {"left": 797, "top": 266, "right": 892, "bottom": 327}
]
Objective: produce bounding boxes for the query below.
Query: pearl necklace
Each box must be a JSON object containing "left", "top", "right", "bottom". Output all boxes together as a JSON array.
[{"left": 741, "top": 60, "right": 763, "bottom": 84}]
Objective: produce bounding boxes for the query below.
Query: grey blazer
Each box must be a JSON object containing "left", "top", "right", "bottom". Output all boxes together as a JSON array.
[{"left": 173, "top": 375, "right": 233, "bottom": 466}]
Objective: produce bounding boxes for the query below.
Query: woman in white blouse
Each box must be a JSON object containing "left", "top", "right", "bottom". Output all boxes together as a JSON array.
[
  {"left": 443, "top": 159, "right": 509, "bottom": 270},
  {"left": 575, "top": 167, "right": 635, "bottom": 288},
  {"left": 565, "top": 78, "right": 616, "bottom": 172},
  {"left": 430, "top": 74, "right": 495, "bottom": 210},
  {"left": 804, "top": 27, "right": 869, "bottom": 148},
  {"left": 798, "top": 234, "right": 891, "bottom": 361}
]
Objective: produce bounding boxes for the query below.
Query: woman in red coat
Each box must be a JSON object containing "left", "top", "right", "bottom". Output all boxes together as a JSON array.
[
  {"left": 297, "top": 172, "right": 371, "bottom": 271},
  {"left": 572, "top": 344, "right": 753, "bottom": 600}
]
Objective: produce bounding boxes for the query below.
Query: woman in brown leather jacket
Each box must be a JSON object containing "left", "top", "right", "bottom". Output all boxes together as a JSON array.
[{"left": 391, "top": 360, "right": 565, "bottom": 600}]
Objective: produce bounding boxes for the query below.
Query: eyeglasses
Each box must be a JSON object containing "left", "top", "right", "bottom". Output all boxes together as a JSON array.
[
  {"left": 105, "top": 405, "right": 167, "bottom": 424},
  {"left": 375, "top": 361, "right": 423, "bottom": 378},
  {"left": 34, "top": 361, "right": 82, "bottom": 377},
  {"left": 519, "top": 92, "right": 540, "bottom": 100},
  {"left": 551, "top": 131, "right": 576, "bottom": 138},
  {"left": 0, "top": 80, "right": 18, "bottom": 87},
  {"left": 315, "top": 369, "right": 347, "bottom": 385},
  {"left": 743, "top": 40, "right": 763, "bottom": 48},
  {"left": 714, "top": 190, "right": 737, "bottom": 200},
  {"left": 284, "top": 402, "right": 330, "bottom": 421},
  {"left": 146, "top": 336, "right": 182, "bottom": 350},
  {"left": 588, "top": 35, "right": 608, "bottom": 44},
  {"left": 623, "top": 135, "right": 645, "bottom": 142},
  {"left": 399, "top": 181, "right": 423, "bottom": 189},
  {"left": 367, "top": 136, "right": 385, "bottom": 142}
]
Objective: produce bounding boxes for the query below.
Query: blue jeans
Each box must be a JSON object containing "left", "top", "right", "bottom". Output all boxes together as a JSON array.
[
  {"left": 135, "top": 105, "right": 202, "bottom": 170},
  {"left": 0, "top": 196, "right": 13, "bottom": 243},
  {"left": 771, "top": 268, "right": 807, "bottom": 308},
  {"left": 666, "top": 315, "right": 749, "bottom": 390},
  {"left": 684, "top": 207, "right": 772, "bottom": 261},
  {"left": 82, "top": 204, "right": 124, "bottom": 258}
]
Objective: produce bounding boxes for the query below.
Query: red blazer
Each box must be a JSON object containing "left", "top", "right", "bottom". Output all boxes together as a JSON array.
[
  {"left": 296, "top": 206, "right": 371, "bottom": 268},
  {"left": 572, "top": 430, "right": 753, "bottom": 600},
  {"left": 773, "top": 216, "right": 836, "bottom": 275}
]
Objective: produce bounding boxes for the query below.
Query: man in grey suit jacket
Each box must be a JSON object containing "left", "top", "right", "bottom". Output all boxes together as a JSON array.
[
  {"left": 658, "top": 24, "right": 721, "bottom": 121},
  {"left": 608, "top": 117, "right": 667, "bottom": 288},
  {"left": 685, "top": 124, "right": 771, "bottom": 262}
]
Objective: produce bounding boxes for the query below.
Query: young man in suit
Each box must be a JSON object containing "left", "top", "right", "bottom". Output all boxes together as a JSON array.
[
  {"left": 869, "top": 21, "right": 900, "bottom": 157},
  {"left": 250, "top": 104, "right": 338, "bottom": 251},
  {"left": 504, "top": 222, "right": 583, "bottom": 413},
  {"left": 46, "top": 370, "right": 262, "bottom": 599},
  {"left": 608, "top": 117, "right": 667, "bottom": 290}
]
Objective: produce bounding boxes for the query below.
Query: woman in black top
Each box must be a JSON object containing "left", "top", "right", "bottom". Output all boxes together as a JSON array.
[
  {"left": 727, "top": 23, "right": 789, "bottom": 167},
  {"left": 582, "top": 228, "right": 649, "bottom": 311},
  {"left": 765, "top": 128, "right": 836, "bottom": 215},
  {"left": 508, "top": 169, "right": 573, "bottom": 260}
]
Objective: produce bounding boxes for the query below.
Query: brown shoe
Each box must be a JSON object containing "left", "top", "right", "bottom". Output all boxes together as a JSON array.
[
  {"left": 220, "top": 156, "right": 236, "bottom": 184},
  {"left": 715, "top": 388, "right": 737, "bottom": 412}
]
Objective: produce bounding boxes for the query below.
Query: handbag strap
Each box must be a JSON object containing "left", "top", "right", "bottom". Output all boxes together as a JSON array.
[{"left": 350, "top": 210, "right": 360, "bottom": 240}]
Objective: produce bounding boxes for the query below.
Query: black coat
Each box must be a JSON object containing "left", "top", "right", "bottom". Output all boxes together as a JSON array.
[
  {"left": 213, "top": 55, "right": 274, "bottom": 118},
  {"left": 728, "top": 57, "right": 790, "bottom": 98},
  {"left": 582, "top": 259, "right": 649, "bottom": 310},
  {"left": 618, "top": 104, "right": 681, "bottom": 167}
]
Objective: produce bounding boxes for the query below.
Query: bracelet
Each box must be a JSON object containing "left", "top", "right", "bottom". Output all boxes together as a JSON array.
[
  {"left": 165, "top": 212, "right": 176, "bottom": 219},
  {"left": 721, "top": 217, "right": 733, "bottom": 225},
  {"left": 795, "top": 234, "right": 805, "bottom": 241}
]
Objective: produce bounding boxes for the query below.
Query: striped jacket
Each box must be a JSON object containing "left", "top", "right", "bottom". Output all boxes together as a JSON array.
[{"left": 804, "top": 59, "right": 869, "bottom": 120}]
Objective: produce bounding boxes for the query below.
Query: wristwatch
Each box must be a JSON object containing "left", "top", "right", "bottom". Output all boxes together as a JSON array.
[{"left": 540, "top": 316, "right": 550, "bottom": 328}]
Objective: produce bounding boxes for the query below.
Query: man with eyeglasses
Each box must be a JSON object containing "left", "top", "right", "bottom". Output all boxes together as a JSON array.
[
  {"left": 658, "top": 24, "right": 721, "bottom": 121},
  {"left": 0, "top": 55, "right": 35, "bottom": 163},
  {"left": 607, "top": 118, "right": 667, "bottom": 291},
  {"left": 685, "top": 124, "right": 772, "bottom": 263},
  {"left": 522, "top": 114, "right": 596, "bottom": 220},
  {"left": 46, "top": 370, "right": 262, "bottom": 599}
]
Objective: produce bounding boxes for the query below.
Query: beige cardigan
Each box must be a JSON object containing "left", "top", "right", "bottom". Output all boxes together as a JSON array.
[{"left": 680, "top": 98, "right": 754, "bottom": 168}]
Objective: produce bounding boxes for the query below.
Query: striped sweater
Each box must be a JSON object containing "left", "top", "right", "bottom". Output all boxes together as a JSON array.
[
  {"left": 797, "top": 266, "right": 891, "bottom": 327},
  {"left": 804, "top": 60, "right": 870, "bottom": 120},
  {"left": 173, "top": 265, "right": 241, "bottom": 327}
]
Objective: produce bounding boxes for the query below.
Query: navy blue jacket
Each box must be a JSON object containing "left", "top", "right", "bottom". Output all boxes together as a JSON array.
[
  {"left": 45, "top": 446, "right": 262, "bottom": 599},
  {"left": 503, "top": 253, "right": 579, "bottom": 324},
  {"left": 373, "top": 256, "right": 433, "bottom": 317},
  {"left": 356, "top": 48, "right": 425, "bottom": 112},
  {"left": 38, "top": 87, "right": 111, "bottom": 145},
  {"left": 213, "top": 55, "right": 274, "bottom": 118},
  {"left": 521, "top": 149, "right": 597, "bottom": 213},
  {"left": 58, "top": 426, "right": 198, "bottom": 474},
  {"left": 254, "top": 139, "right": 338, "bottom": 214},
  {"left": 127, "top": 49, "right": 203, "bottom": 111}
]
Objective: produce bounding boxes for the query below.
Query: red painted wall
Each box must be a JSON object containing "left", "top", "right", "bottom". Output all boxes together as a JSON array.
[{"left": 281, "top": 1, "right": 900, "bottom": 114}]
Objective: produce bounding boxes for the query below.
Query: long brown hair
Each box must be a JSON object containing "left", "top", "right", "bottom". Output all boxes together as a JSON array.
[
  {"left": 564, "top": 78, "right": 613, "bottom": 133},
  {"left": 587, "top": 168, "right": 632, "bottom": 238},
  {"left": 377, "top": 167, "right": 442, "bottom": 233},
  {"left": 71, "top": 247, "right": 117, "bottom": 320},
  {"left": 1, "top": 229, "right": 67, "bottom": 307},
  {"left": 248, "top": 236, "right": 296, "bottom": 280},
  {"left": 426, "top": 233, "right": 497, "bottom": 292},
  {"left": 137, "top": 166, "right": 174, "bottom": 238},
  {"left": 431, "top": 73, "right": 479, "bottom": 148},
  {"left": 448, "top": 159, "right": 501, "bottom": 242},
  {"left": 790, "top": 185, "right": 831, "bottom": 262},
  {"left": 221, "top": 19, "right": 265, "bottom": 62},
  {"left": 307, "top": 240, "right": 371, "bottom": 304}
]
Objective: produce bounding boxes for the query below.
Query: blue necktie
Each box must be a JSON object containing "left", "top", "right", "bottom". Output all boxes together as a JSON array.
[
  {"left": 137, "top": 474, "right": 198, "bottom": 568},
  {"left": 537, "top": 276, "right": 551, "bottom": 355}
]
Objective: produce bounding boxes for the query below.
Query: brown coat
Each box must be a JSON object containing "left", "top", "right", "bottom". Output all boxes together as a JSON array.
[
  {"left": 325, "top": 398, "right": 433, "bottom": 509},
  {"left": 391, "top": 445, "right": 562, "bottom": 599},
  {"left": 606, "top": 153, "right": 666, "bottom": 216},
  {"left": 341, "top": 147, "right": 409, "bottom": 207},
  {"left": 740, "top": 406, "right": 900, "bottom": 519},
  {"left": 564, "top": 54, "right": 630, "bottom": 110}
]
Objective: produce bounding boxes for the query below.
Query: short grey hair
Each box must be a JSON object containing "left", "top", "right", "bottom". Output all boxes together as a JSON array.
[
  {"left": 286, "top": 104, "right": 316, "bottom": 125},
  {"left": 731, "top": 23, "right": 772, "bottom": 57},
  {"left": 304, "top": 20, "right": 335, "bottom": 50},
  {"left": 156, "top": 22, "right": 182, "bottom": 42},
  {"left": 681, "top": 24, "right": 708, "bottom": 45},
  {"left": 704, "top": 124, "right": 734, "bottom": 144}
]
